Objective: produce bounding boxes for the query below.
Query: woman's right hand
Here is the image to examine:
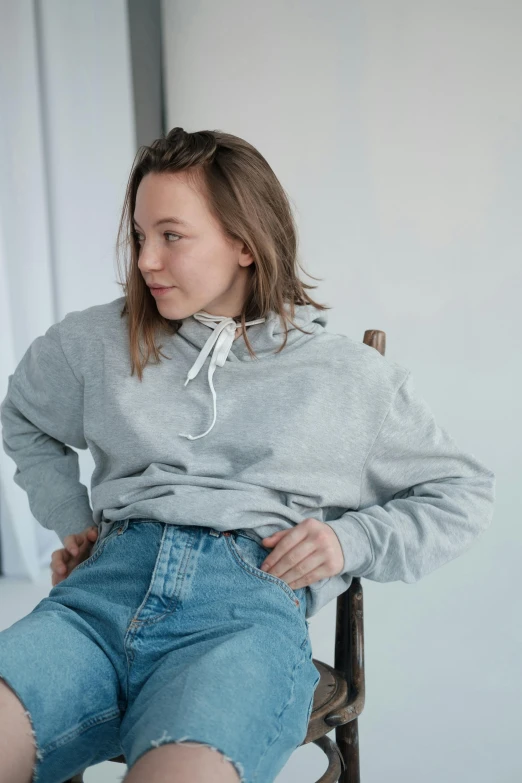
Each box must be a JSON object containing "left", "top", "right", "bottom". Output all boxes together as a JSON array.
[{"left": 50, "top": 525, "right": 99, "bottom": 586}]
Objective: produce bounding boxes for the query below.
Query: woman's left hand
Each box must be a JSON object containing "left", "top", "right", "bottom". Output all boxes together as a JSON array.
[{"left": 260, "top": 517, "right": 345, "bottom": 589}]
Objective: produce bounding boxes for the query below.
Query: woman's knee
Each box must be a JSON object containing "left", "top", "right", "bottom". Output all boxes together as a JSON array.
[{"left": 123, "top": 740, "right": 241, "bottom": 783}]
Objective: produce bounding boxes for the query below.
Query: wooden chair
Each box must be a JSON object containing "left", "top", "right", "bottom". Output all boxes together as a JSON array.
[{"left": 66, "top": 329, "right": 385, "bottom": 783}]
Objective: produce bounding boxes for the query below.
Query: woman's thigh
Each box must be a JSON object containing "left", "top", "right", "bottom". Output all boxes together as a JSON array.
[
  {"left": 0, "top": 519, "right": 142, "bottom": 783},
  {"left": 0, "top": 602, "right": 123, "bottom": 783},
  {"left": 0, "top": 520, "right": 320, "bottom": 782},
  {"left": 121, "top": 627, "right": 318, "bottom": 783},
  {"left": 119, "top": 525, "right": 320, "bottom": 783}
]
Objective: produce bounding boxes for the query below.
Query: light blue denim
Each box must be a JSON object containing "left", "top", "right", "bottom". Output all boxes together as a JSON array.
[{"left": 0, "top": 519, "right": 321, "bottom": 783}]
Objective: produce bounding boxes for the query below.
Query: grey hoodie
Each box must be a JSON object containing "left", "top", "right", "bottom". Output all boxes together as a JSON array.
[{"left": 0, "top": 296, "right": 496, "bottom": 618}]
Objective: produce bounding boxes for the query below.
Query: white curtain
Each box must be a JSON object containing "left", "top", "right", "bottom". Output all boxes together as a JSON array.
[{"left": 0, "top": 0, "right": 136, "bottom": 579}]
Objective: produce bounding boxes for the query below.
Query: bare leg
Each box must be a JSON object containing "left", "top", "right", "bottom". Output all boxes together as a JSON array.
[
  {"left": 122, "top": 740, "right": 242, "bottom": 783},
  {"left": 0, "top": 678, "right": 40, "bottom": 783}
]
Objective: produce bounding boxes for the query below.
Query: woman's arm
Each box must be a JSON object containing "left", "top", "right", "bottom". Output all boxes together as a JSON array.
[
  {"left": 323, "top": 370, "right": 496, "bottom": 583},
  {"left": 0, "top": 319, "right": 94, "bottom": 545}
]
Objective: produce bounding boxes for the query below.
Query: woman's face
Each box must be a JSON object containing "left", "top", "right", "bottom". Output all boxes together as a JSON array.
[{"left": 134, "top": 170, "right": 254, "bottom": 321}]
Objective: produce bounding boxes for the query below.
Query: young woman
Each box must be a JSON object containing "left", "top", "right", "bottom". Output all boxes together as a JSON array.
[{"left": 0, "top": 128, "right": 495, "bottom": 783}]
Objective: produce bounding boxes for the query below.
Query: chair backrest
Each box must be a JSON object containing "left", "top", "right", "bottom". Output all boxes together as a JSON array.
[{"left": 335, "top": 328, "right": 385, "bottom": 683}]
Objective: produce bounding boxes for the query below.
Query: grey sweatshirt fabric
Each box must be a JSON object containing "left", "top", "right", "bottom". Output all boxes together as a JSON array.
[{"left": 0, "top": 296, "right": 496, "bottom": 619}]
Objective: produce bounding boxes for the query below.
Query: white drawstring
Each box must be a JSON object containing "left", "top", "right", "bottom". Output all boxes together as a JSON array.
[{"left": 179, "top": 311, "right": 266, "bottom": 440}]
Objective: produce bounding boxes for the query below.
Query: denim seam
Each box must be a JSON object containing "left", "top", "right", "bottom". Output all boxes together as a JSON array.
[
  {"left": 126, "top": 529, "right": 197, "bottom": 628},
  {"left": 71, "top": 543, "right": 105, "bottom": 571},
  {"left": 163, "top": 527, "right": 197, "bottom": 616},
  {"left": 42, "top": 706, "right": 121, "bottom": 755},
  {"left": 251, "top": 647, "right": 307, "bottom": 781},
  {"left": 123, "top": 523, "right": 170, "bottom": 703}
]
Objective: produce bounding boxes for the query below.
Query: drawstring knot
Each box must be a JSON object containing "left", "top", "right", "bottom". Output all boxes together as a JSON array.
[{"left": 179, "top": 311, "right": 265, "bottom": 440}]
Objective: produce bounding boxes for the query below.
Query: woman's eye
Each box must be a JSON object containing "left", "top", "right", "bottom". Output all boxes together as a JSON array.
[{"left": 133, "top": 231, "right": 180, "bottom": 243}]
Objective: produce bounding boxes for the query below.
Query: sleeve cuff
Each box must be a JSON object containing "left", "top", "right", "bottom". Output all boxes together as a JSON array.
[
  {"left": 43, "top": 494, "right": 95, "bottom": 545},
  {"left": 323, "top": 513, "right": 374, "bottom": 576}
]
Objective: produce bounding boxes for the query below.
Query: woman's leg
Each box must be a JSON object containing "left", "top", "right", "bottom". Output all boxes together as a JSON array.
[
  {"left": 119, "top": 526, "right": 318, "bottom": 783},
  {"left": 122, "top": 742, "right": 240, "bottom": 783},
  {"left": 0, "top": 678, "right": 37, "bottom": 783}
]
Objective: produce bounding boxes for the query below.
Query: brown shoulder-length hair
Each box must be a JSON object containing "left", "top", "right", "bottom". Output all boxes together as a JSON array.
[{"left": 115, "top": 127, "right": 331, "bottom": 381}]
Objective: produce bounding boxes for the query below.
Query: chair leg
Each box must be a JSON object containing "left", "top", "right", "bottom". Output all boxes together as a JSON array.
[{"left": 336, "top": 717, "right": 360, "bottom": 783}]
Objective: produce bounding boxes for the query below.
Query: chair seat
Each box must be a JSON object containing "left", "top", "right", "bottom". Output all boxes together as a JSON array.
[{"left": 302, "top": 658, "right": 353, "bottom": 745}]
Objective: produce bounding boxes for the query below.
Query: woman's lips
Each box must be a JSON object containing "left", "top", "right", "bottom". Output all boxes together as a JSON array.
[{"left": 150, "top": 286, "right": 175, "bottom": 297}]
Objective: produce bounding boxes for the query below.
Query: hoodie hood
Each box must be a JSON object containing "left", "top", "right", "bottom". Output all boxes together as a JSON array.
[{"left": 176, "top": 302, "right": 328, "bottom": 440}]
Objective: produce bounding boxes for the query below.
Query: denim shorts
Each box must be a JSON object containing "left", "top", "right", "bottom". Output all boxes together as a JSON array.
[{"left": 0, "top": 519, "right": 320, "bottom": 783}]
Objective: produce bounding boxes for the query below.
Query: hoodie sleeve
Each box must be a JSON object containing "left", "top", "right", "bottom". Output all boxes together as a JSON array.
[
  {"left": 323, "top": 370, "right": 496, "bottom": 583},
  {"left": 0, "top": 319, "right": 94, "bottom": 545}
]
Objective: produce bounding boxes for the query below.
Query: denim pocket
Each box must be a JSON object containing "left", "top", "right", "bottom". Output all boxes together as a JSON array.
[
  {"left": 225, "top": 531, "right": 307, "bottom": 612},
  {"left": 72, "top": 519, "right": 128, "bottom": 572}
]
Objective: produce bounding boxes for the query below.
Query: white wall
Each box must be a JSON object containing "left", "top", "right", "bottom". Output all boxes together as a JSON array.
[
  {"left": 1, "top": 0, "right": 519, "bottom": 780},
  {"left": 161, "top": 1, "right": 520, "bottom": 781}
]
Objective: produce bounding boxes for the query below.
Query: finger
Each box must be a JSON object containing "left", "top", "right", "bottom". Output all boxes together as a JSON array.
[
  {"left": 261, "top": 530, "right": 287, "bottom": 544},
  {"left": 50, "top": 549, "right": 60, "bottom": 565},
  {"left": 260, "top": 532, "right": 301, "bottom": 569},
  {"left": 51, "top": 550, "right": 68, "bottom": 569},
  {"left": 281, "top": 551, "right": 328, "bottom": 586},
  {"left": 262, "top": 539, "right": 315, "bottom": 580},
  {"left": 289, "top": 564, "right": 328, "bottom": 590}
]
